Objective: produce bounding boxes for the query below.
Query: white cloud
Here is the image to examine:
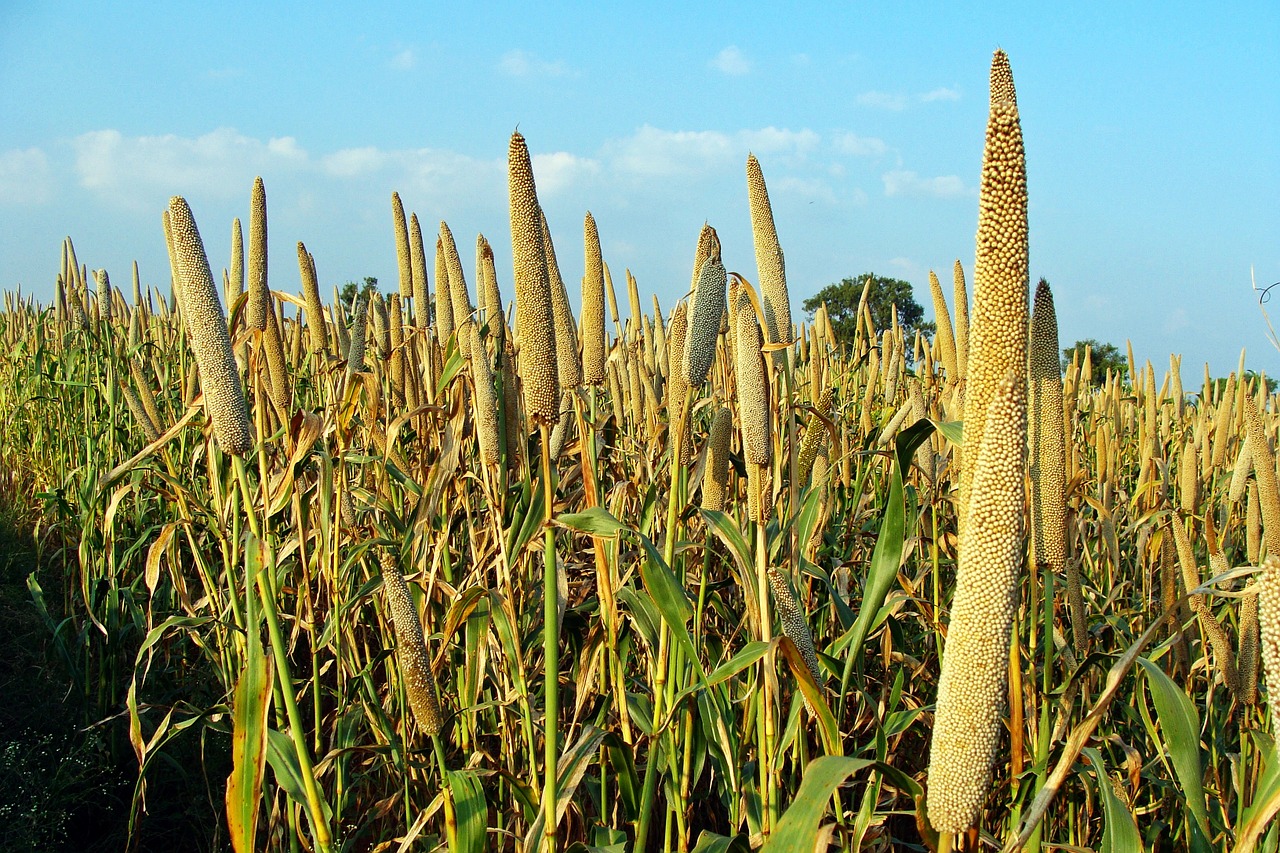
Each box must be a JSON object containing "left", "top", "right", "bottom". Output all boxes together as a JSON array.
[
  {"left": 882, "top": 170, "right": 968, "bottom": 199},
  {"left": 72, "top": 128, "right": 310, "bottom": 206},
  {"left": 831, "top": 132, "right": 888, "bottom": 158},
  {"left": 741, "top": 127, "right": 820, "bottom": 155},
  {"left": 532, "top": 151, "right": 601, "bottom": 195},
  {"left": 711, "top": 46, "right": 750, "bottom": 76},
  {"left": 389, "top": 48, "right": 417, "bottom": 72},
  {"left": 499, "top": 49, "right": 570, "bottom": 78},
  {"left": 0, "top": 147, "right": 53, "bottom": 205},
  {"left": 857, "top": 91, "right": 908, "bottom": 111},
  {"left": 606, "top": 126, "right": 735, "bottom": 178},
  {"left": 323, "top": 147, "right": 388, "bottom": 178},
  {"left": 920, "top": 87, "right": 961, "bottom": 103}
]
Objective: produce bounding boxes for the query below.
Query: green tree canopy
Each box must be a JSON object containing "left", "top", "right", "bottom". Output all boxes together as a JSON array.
[
  {"left": 339, "top": 276, "right": 380, "bottom": 315},
  {"left": 1061, "top": 338, "right": 1127, "bottom": 384},
  {"left": 802, "top": 274, "right": 934, "bottom": 345}
]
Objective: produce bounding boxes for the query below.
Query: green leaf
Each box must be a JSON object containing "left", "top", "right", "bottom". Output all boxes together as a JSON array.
[
  {"left": 777, "top": 637, "right": 841, "bottom": 756},
  {"left": 690, "top": 831, "right": 751, "bottom": 852},
  {"left": 556, "top": 506, "right": 630, "bottom": 538},
  {"left": 435, "top": 346, "right": 465, "bottom": 396},
  {"left": 448, "top": 769, "right": 488, "bottom": 853},
  {"left": 1080, "top": 747, "right": 1143, "bottom": 853},
  {"left": 634, "top": 532, "right": 706, "bottom": 681},
  {"left": 933, "top": 419, "right": 963, "bottom": 446},
  {"left": 226, "top": 637, "right": 273, "bottom": 853},
  {"left": 524, "top": 725, "right": 609, "bottom": 850},
  {"left": 761, "top": 756, "right": 873, "bottom": 852},
  {"left": 1138, "top": 657, "right": 1210, "bottom": 848},
  {"left": 265, "top": 728, "right": 333, "bottom": 830},
  {"left": 1234, "top": 731, "right": 1280, "bottom": 853}
]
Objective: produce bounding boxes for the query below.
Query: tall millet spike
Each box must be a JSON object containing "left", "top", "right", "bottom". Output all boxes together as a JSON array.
[
  {"left": 167, "top": 197, "right": 253, "bottom": 456},
  {"left": 247, "top": 176, "right": 269, "bottom": 331},
  {"left": 434, "top": 236, "right": 454, "bottom": 340},
  {"left": 701, "top": 406, "right": 733, "bottom": 512},
  {"left": 928, "top": 270, "right": 958, "bottom": 381},
  {"left": 392, "top": 192, "right": 413, "bottom": 300},
  {"left": 440, "top": 220, "right": 475, "bottom": 333},
  {"left": 1029, "top": 280, "right": 1078, "bottom": 645},
  {"left": 508, "top": 131, "right": 560, "bottom": 428},
  {"left": 927, "top": 372, "right": 1026, "bottom": 835},
  {"left": 477, "top": 234, "right": 503, "bottom": 334},
  {"left": 1244, "top": 393, "right": 1280, "bottom": 559},
  {"left": 953, "top": 260, "right": 969, "bottom": 381},
  {"left": 684, "top": 227, "right": 726, "bottom": 389},
  {"left": 956, "top": 48, "right": 1030, "bottom": 538},
  {"left": 1259, "top": 556, "right": 1280, "bottom": 723},
  {"left": 410, "top": 213, "right": 430, "bottom": 328},
  {"left": 582, "top": 212, "right": 606, "bottom": 386},
  {"left": 298, "top": 241, "right": 329, "bottom": 354},
  {"left": 747, "top": 154, "right": 791, "bottom": 366},
  {"left": 229, "top": 218, "right": 244, "bottom": 305},
  {"left": 540, "top": 207, "right": 582, "bottom": 391}
]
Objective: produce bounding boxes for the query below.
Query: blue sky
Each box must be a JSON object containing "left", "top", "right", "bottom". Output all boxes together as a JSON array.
[{"left": 2, "top": 2, "right": 1277, "bottom": 381}]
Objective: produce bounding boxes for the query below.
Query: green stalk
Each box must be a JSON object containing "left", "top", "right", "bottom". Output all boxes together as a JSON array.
[{"left": 540, "top": 423, "right": 559, "bottom": 853}]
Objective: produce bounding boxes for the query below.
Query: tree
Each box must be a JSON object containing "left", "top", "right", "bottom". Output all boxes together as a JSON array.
[
  {"left": 1061, "top": 338, "right": 1127, "bottom": 384},
  {"left": 802, "top": 274, "right": 934, "bottom": 345},
  {"left": 339, "top": 276, "right": 379, "bottom": 314}
]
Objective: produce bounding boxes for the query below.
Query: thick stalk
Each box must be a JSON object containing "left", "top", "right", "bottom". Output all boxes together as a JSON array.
[{"left": 758, "top": 520, "right": 777, "bottom": 836}]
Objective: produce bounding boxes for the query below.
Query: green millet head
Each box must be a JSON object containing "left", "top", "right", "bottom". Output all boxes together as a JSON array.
[
  {"left": 167, "top": 196, "right": 253, "bottom": 457},
  {"left": 378, "top": 550, "right": 443, "bottom": 736},
  {"left": 684, "top": 227, "right": 726, "bottom": 389},
  {"left": 508, "top": 131, "right": 560, "bottom": 427},
  {"left": 701, "top": 406, "right": 733, "bottom": 512}
]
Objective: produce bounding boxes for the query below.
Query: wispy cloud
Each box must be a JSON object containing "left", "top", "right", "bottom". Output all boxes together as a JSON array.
[
  {"left": 710, "top": 46, "right": 750, "bottom": 76},
  {"left": 389, "top": 48, "right": 417, "bottom": 72},
  {"left": 0, "top": 148, "right": 53, "bottom": 205},
  {"left": 857, "top": 91, "right": 909, "bottom": 111},
  {"left": 499, "top": 49, "right": 571, "bottom": 78},
  {"left": 831, "top": 132, "right": 888, "bottom": 158},
  {"left": 882, "top": 169, "right": 968, "bottom": 198},
  {"left": 920, "top": 87, "right": 960, "bottom": 102},
  {"left": 858, "top": 87, "right": 962, "bottom": 110}
]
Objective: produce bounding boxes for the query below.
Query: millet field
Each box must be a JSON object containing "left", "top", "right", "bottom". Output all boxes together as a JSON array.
[{"left": 1, "top": 49, "right": 1278, "bottom": 853}]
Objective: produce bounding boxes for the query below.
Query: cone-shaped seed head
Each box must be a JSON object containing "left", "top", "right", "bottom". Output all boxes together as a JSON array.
[
  {"left": 684, "top": 228, "right": 726, "bottom": 388},
  {"left": 247, "top": 176, "right": 269, "bottom": 331},
  {"left": 379, "top": 551, "right": 443, "bottom": 736},
  {"left": 392, "top": 192, "right": 413, "bottom": 299},
  {"left": 953, "top": 260, "right": 969, "bottom": 380},
  {"left": 735, "top": 289, "right": 771, "bottom": 467},
  {"left": 298, "top": 241, "right": 329, "bottom": 353},
  {"left": 929, "top": 270, "right": 958, "bottom": 381},
  {"left": 167, "top": 197, "right": 253, "bottom": 456},
  {"left": 747, "top": 154, "right": 791, "bottom": 365},
  {"left": 434, "top": 236, "right": 454, "bottom": 340},
  {"left": 508, "top": 132, "right": 560, "bottom": 427},
  {"left": 1029, "top": 280, "right": 1065, "bottom": 577},
  {"left": 702, "top": 406, "right": 733, "bottom": 512},
  {"left": 957, "top": 50, "right": 1029, "bottom": 539},
  {"left": 410, "top": 213, "right": 430, "bottom": 328},
  {"left": 540, "top": 207, "right": 582, "bottom": 390},
  {"left": 582, "top": 212, "right": 607, "bottom": 386},
  {"left": 1258, "top": 556, "right": 1280, "bottom": 722},
  {"left": 927, "top": 372, "right": 1026, "bottom": 834}
]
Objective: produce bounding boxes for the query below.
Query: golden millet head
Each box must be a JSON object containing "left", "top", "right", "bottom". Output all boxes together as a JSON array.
[
  {"left": 582, "top": 211, "right": 607, "bottom": 386},
  {"left": 508, "top": 131, "right": 560, "bottom": 426},
  {"left": 167, "top": 196, "right": 253, "bottom": 457}
]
